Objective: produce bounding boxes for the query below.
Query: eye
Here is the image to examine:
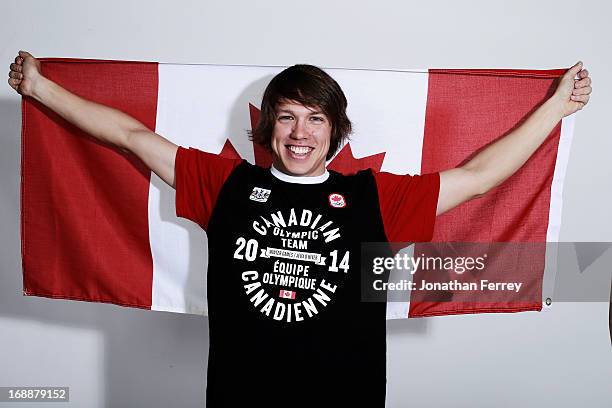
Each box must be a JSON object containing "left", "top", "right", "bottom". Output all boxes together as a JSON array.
[
  {"left": 278, "top": 115, "right": 294, "bottom": 121},
  {"left": 310, "top": 116, "right": 325, "bottom": 123}
]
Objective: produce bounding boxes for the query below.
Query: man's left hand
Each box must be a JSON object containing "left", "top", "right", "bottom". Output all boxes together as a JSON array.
[{"left": 552, "top": 61, "right": 592, "bottom": 118}]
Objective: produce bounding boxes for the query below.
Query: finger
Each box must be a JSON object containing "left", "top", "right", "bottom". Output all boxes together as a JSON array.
[
  {"left": 8, "top": 77, "right": 21, "bottom": 89},
  {"left": 8, "top": 71, "right": 22, "bottom": 79},
  {"left": 574, "top": 77, "right": 591, "bottom": 88},
  {"left": 570, "top": 94, "right": 589, "bottom": 103},
  {"left": 8, "top": 77, "right": 17, "bottom": 91},
  {"left": 572, "top": 86, "right": 591, "bottom": 96},
  {"left": 10, "top": 63, "right": 22, "bottom": 72},
  {"left": 14, "top": 55, "right": 22, "bottom": 64}
]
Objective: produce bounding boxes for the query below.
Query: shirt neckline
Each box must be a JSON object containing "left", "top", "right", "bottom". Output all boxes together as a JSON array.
[{"left": 270, "top": 165, "right": 330, "bottom": 184}]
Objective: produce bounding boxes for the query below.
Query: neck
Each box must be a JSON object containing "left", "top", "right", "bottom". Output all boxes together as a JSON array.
[{"left": 270, "top": 165, "right": 329, "bottom": 184}]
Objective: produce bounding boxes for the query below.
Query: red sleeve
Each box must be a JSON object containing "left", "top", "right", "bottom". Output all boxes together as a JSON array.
[
  {"left": 174, "top": 146, "right": 242, "bottom": 230},
  {"left": 374, "top": 171, "right": 440, "bottom": 243}
]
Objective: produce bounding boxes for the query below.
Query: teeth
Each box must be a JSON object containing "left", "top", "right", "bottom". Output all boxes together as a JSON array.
[{"left": 288, "top": 146, "right": 311, "bottom": 155}]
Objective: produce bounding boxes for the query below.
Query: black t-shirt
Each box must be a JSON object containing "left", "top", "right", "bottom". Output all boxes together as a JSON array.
[{"left": 174, "top": 146, "right": 439, "bottom": 408}]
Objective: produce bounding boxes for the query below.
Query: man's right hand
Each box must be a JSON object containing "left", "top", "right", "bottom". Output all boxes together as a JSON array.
[{"left": 8, "top": 50, "right": 42, "bottom": 97}]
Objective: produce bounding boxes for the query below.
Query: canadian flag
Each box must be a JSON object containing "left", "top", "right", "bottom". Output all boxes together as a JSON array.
[
  {"left": 279, "top": 290, "right": 296, "bottom": 300},
  {"left": 328, "top": 193, "right": 346, "bottom": 208},
  {"left": 21, "top": 58, "right": 574, "bottom": 318}
]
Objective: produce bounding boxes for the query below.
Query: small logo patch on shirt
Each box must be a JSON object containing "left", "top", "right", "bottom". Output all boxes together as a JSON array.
[
  {"left": 250, "top": 187, "right": 271, "bottom": 203},
  {"left": 328, "top": 193, "right": 346, "bottom": 208},
  {"left": 279, "top": 289, "right": 296, "bottom": 300}
]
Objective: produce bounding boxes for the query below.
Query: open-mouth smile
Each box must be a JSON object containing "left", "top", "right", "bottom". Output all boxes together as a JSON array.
[{"left": 286, "top": 145, "right": 314, "bottom": 159}]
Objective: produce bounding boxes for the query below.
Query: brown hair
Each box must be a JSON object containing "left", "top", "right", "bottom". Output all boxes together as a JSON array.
[{"left": 249, "top": 64, "right": 352, "bottom": 161}]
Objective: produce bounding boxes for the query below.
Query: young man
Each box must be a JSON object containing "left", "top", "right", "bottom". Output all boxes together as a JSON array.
[{"left": 8, "top": 52, "right": 591, "bottom": 407}]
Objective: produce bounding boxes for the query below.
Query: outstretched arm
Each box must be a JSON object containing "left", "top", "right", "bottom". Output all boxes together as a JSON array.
[
  {"left": 436, "top": 61, "right": 592, "bottom": 216},
  {"left": 8, "top": 51, "right": 179, "bottom": 188}
]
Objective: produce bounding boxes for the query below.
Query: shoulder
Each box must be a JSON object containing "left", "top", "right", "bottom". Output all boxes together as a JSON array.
[
  {"left": 371, "top": 169, "right": 440, "bottom": 187},
  {"left": 177, "top": 145, "right": 244, "bottom": 168},
  {"left": 328, "top": 168, "right": 375, "bottom": 184}
]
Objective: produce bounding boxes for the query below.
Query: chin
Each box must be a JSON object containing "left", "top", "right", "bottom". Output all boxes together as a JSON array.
[
  {"left": 273, "top": 147, "right": 326, "bottom": 177},
  {"left": 278, "top": 156, "right": 323, "bottom": 176},
  {"left": 283, "top": 163, "right": 315, "bottom": 176}
]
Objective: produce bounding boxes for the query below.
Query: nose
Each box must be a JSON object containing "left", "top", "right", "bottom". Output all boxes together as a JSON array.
[{"left": 290, "top": 119, "right": 308, "bottom": 140}]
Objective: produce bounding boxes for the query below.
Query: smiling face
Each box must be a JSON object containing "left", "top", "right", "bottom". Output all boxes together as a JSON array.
[{"left": 271, "top": 99, "right": 332, "bottom": 177}]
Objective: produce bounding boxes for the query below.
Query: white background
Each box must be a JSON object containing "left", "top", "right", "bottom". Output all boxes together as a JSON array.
[{"left": 0, "top": 0, "right": 610, "bottom": 407}]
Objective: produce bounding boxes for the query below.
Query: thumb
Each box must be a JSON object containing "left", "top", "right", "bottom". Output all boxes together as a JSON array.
[
  {"left": 18, "top": 50, "right": 33, "bottom": 58},
  {"left": 566, "top": 60, "right": 583, "bottom": 77}
]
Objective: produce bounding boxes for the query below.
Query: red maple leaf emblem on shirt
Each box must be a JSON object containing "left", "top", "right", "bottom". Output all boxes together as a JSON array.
[{"left": 219, "top": 103, "right": 386, "bottom": 174}]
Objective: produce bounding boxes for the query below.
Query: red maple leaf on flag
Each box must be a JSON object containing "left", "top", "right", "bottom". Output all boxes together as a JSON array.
[
  {"left": 326, "top": 143, "right": 385, "bottom": 174},
  {"left": 218, "top": 138, "right": 242, "bottom": 160}
]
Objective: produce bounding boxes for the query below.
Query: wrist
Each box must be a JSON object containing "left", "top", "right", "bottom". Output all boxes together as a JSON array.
[
  {"left": 543, "top": 95, "right": 565, "bottom": 121},
  {"left": 30, "top": 74, "right": 49, "bottom": 102}
]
